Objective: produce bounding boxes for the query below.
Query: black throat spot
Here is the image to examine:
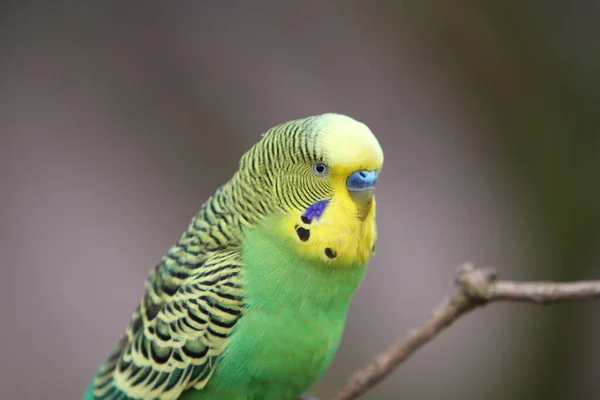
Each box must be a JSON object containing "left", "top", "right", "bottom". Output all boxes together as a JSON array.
[{"left": 295, "top": 225, "right": 310, "bottom": 242}]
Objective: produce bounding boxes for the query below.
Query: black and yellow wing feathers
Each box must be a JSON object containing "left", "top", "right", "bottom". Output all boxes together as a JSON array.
[{"left": 92, "top": 233, "right": 245, "bottom": 400}]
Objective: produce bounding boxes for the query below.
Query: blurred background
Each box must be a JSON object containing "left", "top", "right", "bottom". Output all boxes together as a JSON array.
[{"left": 2, "top": 2, "right": 600, "bottom": 399}]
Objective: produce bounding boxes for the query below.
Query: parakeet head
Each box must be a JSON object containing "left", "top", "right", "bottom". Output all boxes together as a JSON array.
[
  {"left": 238, "top": 113, "right": 383, "bottom": 265},
  {"left": 246, "top": 113, "right": 383, "bottom": 214}
]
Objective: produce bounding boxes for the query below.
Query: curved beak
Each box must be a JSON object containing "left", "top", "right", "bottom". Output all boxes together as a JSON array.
[{"left": 347, "top": 170, "right": 378, "bottom": 221}]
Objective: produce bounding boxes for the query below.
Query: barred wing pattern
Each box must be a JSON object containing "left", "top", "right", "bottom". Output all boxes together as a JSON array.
[{"left": 92, "top": 246, "right": 244, "bottom": 400}]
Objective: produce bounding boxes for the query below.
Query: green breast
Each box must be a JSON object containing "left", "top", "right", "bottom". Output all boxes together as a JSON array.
[{"left": 198, "top": 216, "right": 367, "bottom": 399}]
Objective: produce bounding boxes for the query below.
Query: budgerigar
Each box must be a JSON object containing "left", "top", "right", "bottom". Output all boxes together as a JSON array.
[{"left": 83, "top": 113, "right": 384, "bottom": 400}]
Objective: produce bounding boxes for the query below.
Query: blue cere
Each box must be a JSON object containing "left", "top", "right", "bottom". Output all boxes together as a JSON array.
[{"left": 347, "top": 170, "right": 378, "bottom": 191}]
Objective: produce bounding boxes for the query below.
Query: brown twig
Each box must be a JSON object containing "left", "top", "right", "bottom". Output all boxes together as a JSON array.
[{"left": 331, "top": 263, "right": 600, "bottom": 400}]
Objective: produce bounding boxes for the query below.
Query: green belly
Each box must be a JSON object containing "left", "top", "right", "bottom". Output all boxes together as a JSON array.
[{"left": 184, "top": 219, "right": 367, "bottom": 399}]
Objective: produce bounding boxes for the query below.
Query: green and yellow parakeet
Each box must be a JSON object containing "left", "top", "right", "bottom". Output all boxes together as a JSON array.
[{"left": 83, "top": 113, "right": 384, "bottom": 400}]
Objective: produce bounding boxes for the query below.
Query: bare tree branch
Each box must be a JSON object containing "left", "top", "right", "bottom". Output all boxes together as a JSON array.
[{"left": 331, "top": 263, "right": 600, "bottom": 400}]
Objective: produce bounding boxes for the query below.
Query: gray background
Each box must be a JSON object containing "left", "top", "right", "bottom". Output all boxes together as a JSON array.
[{"left": 2, "top": 2, "right": 600, "bottom": 399}]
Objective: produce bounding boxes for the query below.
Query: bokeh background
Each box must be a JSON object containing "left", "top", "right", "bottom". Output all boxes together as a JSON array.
[{"left": 2, "top": 2, "right": 600, "bottom": 399}]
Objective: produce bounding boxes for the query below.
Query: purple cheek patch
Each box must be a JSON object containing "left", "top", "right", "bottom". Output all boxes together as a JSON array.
[{"left": 302, "top": 199, "right": 330, "bottom": 223}]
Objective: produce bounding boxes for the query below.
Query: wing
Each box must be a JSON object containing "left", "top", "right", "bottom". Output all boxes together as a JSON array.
[{"left": 92, "top": 244, "right": 245, "bottom": 400}]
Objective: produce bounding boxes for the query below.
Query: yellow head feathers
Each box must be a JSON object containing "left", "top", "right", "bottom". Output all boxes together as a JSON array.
[{"left": 316, "top": 113, "right": 384, "bottom": 175}]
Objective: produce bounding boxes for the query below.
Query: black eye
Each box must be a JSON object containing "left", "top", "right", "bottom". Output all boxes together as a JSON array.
[{"left": 312, "top": 163, "right": 328, "bottom": 177}]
